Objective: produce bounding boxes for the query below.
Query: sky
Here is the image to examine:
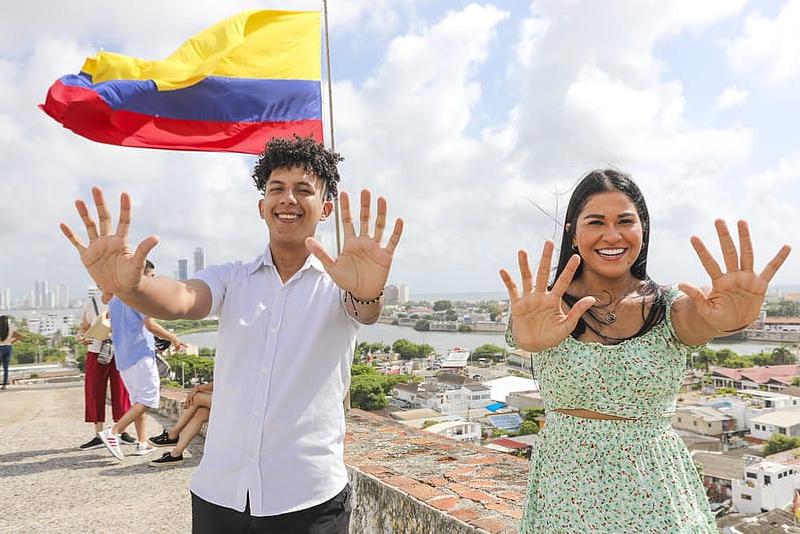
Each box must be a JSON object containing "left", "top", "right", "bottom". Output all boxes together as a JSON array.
[{"left": 1, "top": 0, "right": 798, "bottom": 302}]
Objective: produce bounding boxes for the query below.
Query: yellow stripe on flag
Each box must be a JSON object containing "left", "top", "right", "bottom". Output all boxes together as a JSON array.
[{"left": 82, "top": 10, "right": 320, "bottom": 90}]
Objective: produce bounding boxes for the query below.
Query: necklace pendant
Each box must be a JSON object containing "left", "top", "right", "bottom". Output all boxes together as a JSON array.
[{"left": 606, "top": 313, "right": 617, "bottom": 324}]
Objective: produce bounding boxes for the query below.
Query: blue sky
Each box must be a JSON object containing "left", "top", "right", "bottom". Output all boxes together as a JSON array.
[{"left": 0, "top": 0, "right": 798, "bottom": 304}]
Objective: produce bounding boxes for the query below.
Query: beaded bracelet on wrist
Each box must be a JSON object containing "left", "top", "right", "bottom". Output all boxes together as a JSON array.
[{"left": 347, "top": 290, "right": 384, "bottom": 305}]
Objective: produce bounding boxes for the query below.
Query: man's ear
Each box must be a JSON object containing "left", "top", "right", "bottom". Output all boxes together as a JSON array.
[
  {"left": 320, "top": 199, "right": 334, "bottom": 221},
  {"left": 258, "top": 198, "right": 267, "bottom": 220}
]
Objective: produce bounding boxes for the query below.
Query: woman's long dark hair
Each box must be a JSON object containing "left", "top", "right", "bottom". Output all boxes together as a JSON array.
[
  {"left": 553, "top": 169, "right": 666, "bottom": 342},
  {"left": 0, "top": 316, "right": 9, "bottom": 341}
]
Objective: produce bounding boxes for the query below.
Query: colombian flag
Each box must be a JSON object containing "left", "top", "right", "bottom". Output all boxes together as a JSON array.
[{"left": 40, "top": 10, "right": 322, "bottom": 154}]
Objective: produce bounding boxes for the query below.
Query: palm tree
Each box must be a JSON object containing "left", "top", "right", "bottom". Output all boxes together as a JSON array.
[{"left": 771, "top": 346, "right": 794, "bottom": 365}]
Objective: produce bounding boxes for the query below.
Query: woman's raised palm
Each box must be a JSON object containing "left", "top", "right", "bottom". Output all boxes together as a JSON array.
[{"left": 500, "top": 241, "right": 595, "bottom": 353}]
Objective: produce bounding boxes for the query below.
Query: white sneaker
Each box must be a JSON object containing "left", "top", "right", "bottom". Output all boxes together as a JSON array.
[
  {"left": 98, "top": 428, "right": 125, "bottom": 460},
  {"left": 134, "top": 442, "right": 156, "bottom": 456}
]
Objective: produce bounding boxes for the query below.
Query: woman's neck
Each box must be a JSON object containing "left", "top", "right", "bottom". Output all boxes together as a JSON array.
[{"left": 574, "top": 270, "right": 644, "bottom": 299}]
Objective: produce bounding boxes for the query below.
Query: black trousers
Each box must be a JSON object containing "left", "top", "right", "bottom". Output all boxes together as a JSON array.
[{"left": 191, "top": 485, "right": 351, "bottom": 534}]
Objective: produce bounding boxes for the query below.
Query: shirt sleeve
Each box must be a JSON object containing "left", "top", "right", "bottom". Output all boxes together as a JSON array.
[{"left": 193, "top": 263, "right": 235, "bottom": 318}]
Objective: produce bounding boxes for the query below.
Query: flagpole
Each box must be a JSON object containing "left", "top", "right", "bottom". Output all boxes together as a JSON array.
[
  {"left": 322, "top": 0, "right": 342, "bottom": 257},
  {"left": 322, "top": 0, "right": 352, "bottom": 413}
]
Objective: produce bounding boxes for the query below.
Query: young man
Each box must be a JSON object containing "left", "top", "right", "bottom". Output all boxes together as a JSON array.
[
  {"left": 98, "top": 261, "right": 186, "bottom": 460},
  {"left": 60, "top": 136, "right": 403, "bottom": 533},
  {"left": 76, "top": 288, "right": 135, "bottom": 449}
]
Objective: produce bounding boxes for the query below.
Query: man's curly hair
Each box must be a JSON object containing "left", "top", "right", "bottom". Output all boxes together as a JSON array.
[{"left": 252, "top": 135, "right": 343, "bottom": 201}]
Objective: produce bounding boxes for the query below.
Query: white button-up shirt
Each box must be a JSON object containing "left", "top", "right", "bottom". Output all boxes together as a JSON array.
[{"left": 191, "top": 248, "right": 359, "bottom": 515}]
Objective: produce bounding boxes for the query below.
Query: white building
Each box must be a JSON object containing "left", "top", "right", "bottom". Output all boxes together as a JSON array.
[
  {"left": 732, "top": 459, "right": 800, "bottom": 514},
  {"left": 27, "top": 313, "right": 74, "bottom": 337},
  {"left": 423, "top": 420, "right": 482, "bottom": 443},
  {"left": 749, "top": 409, "right": 800, "bottom": 440},
  {"left": 392, "top": 377, "right": 491, "bottom": 412},
  {"left": 193, "top": 247, "right": 206, "bottom": 274},
  {"left": 398, "top": 284, "right": 410, "bottom": 304},
  {"left": 703, "top": 390, "right": 800, "bottom": 431},
  {"left": 484, "top": 376, "right": 540, "bottom": 403}
]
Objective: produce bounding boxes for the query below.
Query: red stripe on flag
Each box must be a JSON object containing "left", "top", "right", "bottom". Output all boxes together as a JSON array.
[{"left": 40, "top": 80, "right": 323, "bottom": 155}]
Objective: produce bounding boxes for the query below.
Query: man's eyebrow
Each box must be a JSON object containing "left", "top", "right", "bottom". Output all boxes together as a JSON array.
[{"left": 583, "top": 213, "right": 605, "bottom": 220}]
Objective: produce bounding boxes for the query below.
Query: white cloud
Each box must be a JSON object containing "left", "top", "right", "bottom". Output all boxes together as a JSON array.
[
  {"left": 714, "top": 86, "right": 749, "bottom": 110},
  {"left": 727, "top": 1, "right": 800, "bottom": 83}
]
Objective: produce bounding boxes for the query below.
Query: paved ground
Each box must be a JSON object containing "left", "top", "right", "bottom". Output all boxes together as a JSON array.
[{"left": 0, "top": 382, "right": 203, "bottom": 533}]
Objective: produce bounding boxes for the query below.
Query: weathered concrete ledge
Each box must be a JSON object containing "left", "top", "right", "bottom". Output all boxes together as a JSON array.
[{"left": 157, "top": 390, "right": 525, "bottom": 533}]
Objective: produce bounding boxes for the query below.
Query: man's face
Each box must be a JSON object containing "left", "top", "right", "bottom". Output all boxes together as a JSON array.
[{"left": 258, "top": 166, "right": 333, "bottom": 246}]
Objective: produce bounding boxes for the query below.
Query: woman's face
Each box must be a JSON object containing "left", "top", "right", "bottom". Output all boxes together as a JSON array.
[{"left": 573, "top": 191, "right": 644, "bottom": 281}]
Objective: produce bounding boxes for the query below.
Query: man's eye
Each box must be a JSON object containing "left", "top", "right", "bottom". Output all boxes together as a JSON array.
[
  {"left": 588, "top": 220, "right": 603, "bottom": 225},
  {"left": 619, "top": 219, "right": 634, "bottom": 225}
]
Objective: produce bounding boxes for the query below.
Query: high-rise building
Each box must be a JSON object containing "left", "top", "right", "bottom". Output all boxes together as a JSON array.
[
  {"left": 398, "top": 284, "right": 410, "bottom": 303},
  {"left": 193, "top": 247, "right": 206, "bottom": 274},
  {"left": 178, "top": 259, "right": 189, "bottom": 281},
  {"left": 384, "top": 285, "right": 399, "bottom": 304}
]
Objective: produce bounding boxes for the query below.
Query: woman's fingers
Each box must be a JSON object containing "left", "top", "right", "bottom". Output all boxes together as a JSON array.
[
  {"left": 677, "top": 282, "right": 709, "bottom": 316},
  {"left": 715, "top": 219, "right": 739, "bottom": 273},
  {"left": 534, "top": 241, "right": 554, "bottom": 293},
  {"left": 760, "top": 245, "right": 792, "bottom": 283},
  {"left": 499, "top": 268, "right": 520, "bottom": 302},
  {"left": 551, "top": 254, "right": 581, "bottom": 297},
  {"left": 690, "top": 236, "right": 724, "bottom": 281},
  {"left": 563, "top": 295, "right": 595, "bottom": 330},
  {"left": 519, "top": 250, "right": 534, "bottom": 294}
]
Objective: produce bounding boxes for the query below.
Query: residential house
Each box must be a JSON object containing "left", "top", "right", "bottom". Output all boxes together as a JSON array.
[
  {"left": 506, "top": 390, "right": 544, "bottom": 412},
  {"left": 391, "top": 376, "right": 491, "bottom": 412},
  {"left": 672, "top": 406, "right": 737, "bottom": 437},
  {"left": 749, "top": 409, "right": 800, "bottom": 441},
  {"left": 712, "top": 365, "right": 800, "bottom": 392},
  {"left": 692, "top": 451, "right": 747, "bottom": 503},
  {"left": 484, "top": 437, "right": 531, "bottom": 457},
  {"left": 732, "top": 459, "right": 800, "bottom": 514},
  {"left": 423, "top": 421, "right": 482, "bottom": 443}
]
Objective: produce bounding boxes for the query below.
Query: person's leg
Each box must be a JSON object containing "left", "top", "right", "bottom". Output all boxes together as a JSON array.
[
  {"left": 109, "top": 364, "right": 132, "bottom": 423},
  {"left": 0, "top": 346, "right": 11, "bottom": 387},
  {"left": 253, "top": 484, "right": 352, "bottom": 534},
  {"left": 169, "top": 404, "right": 199, "bottom": 439},
  {"left": 191, "top": 492, "right": 252, "bottom": 534},
  {"left": 83, "top": 352, "right": 106, "bottom": 427},
  {"left": 170, "top": 406, "right": 209, "bottom": 457},
  {"left": 111, "top": 403, "right": 148, "bottom": 435}
]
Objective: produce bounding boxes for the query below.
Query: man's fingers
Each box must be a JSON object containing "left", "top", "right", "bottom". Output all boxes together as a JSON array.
[
  {"left": 551, "top": 254, "right": 581, "bottom": 296},
  {"left": 519, "top": 250, "right": 534, "bottom": 294},
  {"left": 76, "top": 199, "right": 99, "bottom": 240},
  {"left": 339, "top": 191, "right": 356, "bottom": 239},
  {"left": 499, "top": 269, "right": 520, "bottom": 302},
  {"left": 715, "top": 219, "right": 739, "bottom": 272},
  {"left": 373, "top": 196, "right": 387, "bottom": 244},
  {"left": 116, "top": 192, "right": 132, "bottom": 239},
  {"left": 384, "top": 218, "right": 404, "bottom": 255},
  {"left": 534, "top": 241, "right": 554, "bottom": 293},
  {"left": 60, "top": 223, "right": 87, "bottom": 253},
  {"left": 305, "top": 237, "right": 336, "bottom": 270},
  {"left": 132, "top": 235, "right": 160, "bottom": 269},
  {"left": 690, "top": 236, "right": 724, "bottom": 281},
  {"left": 359, "top": 189, "right": 371, "bottom": 238},
  {"left": 93, "top": 186, "right": 113, "bottom": 236},
  {"left": 738, "top": 220, "right": 754, "bottom": 272},
  {"left": 761, "top": 245, "right": 792, "bottom": 283}
]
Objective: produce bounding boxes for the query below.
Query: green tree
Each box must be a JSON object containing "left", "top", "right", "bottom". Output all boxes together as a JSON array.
[
  {"left": 350, "top": 374, "right": 388, "bottom": 410},
  {"left": 445, "top": 309, "right": 459, "bottom": 322},
  {"left": 392, "top": 339, "right": 418, "bottom": 360},
  {"left": 433, "top": 300, "right": 453, "bottom": 311},
  {"left": 764, "top": 433, "right": 800, "bottom": 456},
  {"left": 472, "top": 343, "right": 505, "bottom": 362},
  {"left": 414, "top": 319, "right": 430, "bottom": 332},
  {"left": 416, "top": 343, "right": 435, "bottom": 359},
  {"left": 516, "top": 420, "right": 539, "bottom": 436},
  {"left": 772, "top": 346, "right": 794, "bottom": 365},
  {"left": 522, "top": 408, "right": 546, "bottom": 421},
  {"left": 458, "top": 324, "right": 472, "bottom": 332}
]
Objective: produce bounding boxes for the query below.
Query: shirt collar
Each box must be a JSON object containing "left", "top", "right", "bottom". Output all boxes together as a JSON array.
[{"left": 247, "top": 246, "right": 326, "bottom": 276}]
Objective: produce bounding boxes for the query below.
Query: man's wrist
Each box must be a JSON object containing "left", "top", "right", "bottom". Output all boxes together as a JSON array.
[{"left": 348, "top": 290, "right": 384, "bottom": 305}]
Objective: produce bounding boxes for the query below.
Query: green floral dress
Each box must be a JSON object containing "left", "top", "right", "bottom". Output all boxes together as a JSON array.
[{"left": 509, "top": 289, "right": 717, "bottom": 533}]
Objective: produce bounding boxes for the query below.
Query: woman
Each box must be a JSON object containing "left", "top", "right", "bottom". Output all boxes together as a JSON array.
[
  {"left": 148, "top": 382, "right": 213, "bottom": 465},
  {"left": 501, "top": 170, "right": 791, "bottom": 532},
  {"left": 0, "top": 315, "right": 23, "bottom": 390}
]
